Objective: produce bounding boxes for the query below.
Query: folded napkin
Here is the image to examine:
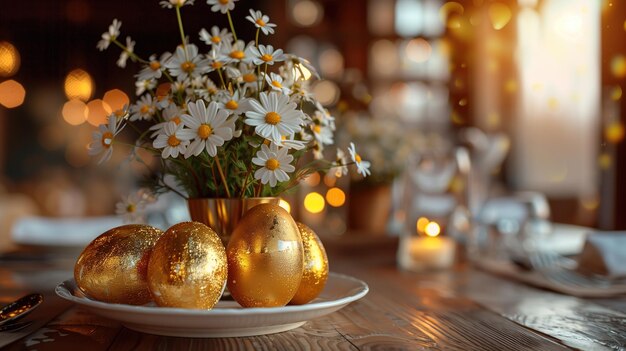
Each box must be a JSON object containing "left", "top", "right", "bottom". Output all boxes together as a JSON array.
[
  {"left": 577, "top": 232, "right": 626, "bottom": 278},
  {"left": 11, "top": 216, "right": 124, "bottom": 247}
]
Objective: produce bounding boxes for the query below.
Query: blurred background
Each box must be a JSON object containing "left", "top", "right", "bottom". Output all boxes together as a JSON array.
[{"left": 1, "top": 0, "right": 626, "bottom": 243}]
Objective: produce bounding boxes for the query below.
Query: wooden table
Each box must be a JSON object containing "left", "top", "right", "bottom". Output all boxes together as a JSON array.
[{"left": 1, "top": 239, "right": 625, "bottom": 351}]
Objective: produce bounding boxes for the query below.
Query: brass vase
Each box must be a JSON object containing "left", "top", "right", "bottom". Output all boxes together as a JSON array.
[{"left": 187, "top": 197, "right": 280, "bottom": 247}]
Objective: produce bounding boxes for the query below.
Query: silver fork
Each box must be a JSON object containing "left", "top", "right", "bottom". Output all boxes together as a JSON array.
[{"left": 529, "top": 250, "right": 626, "bottom": 289}]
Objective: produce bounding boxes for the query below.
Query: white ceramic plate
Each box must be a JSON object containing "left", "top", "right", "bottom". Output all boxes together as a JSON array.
[{"left": 55, "top": 272, "right": 368, "bottom": 337}]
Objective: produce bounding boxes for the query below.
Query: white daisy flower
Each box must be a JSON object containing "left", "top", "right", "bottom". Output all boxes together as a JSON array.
[
  {"left": 164, "top": 44, "right": 209, "bottom": 80},
  {"left": 153, "top": 121, "right": 189, "bottom": 158},
  {"left": 135, "top": 78, "right": 156, "bottom": 96},
  {"left": 217, "top": 89, "right": 249, "bottom": 115},
  {"left": 199, "top": 26, "right": 233, "bottom": 47},
  {"left": 287, "top": 54, "right": 320, "bottom": 80},
  {"left": 282, "top": 134, "right": 309, "bottom": 150},
  {"left": 97, "top": 19, "right": 121, "bottom": 51},
  {"left": 88, "top": 115, "right": 120, "bottom": 164},
  {"left": 178, "top": 100, "right": 235, "bottom": 158},
  {"left": 264, "top": 72, "right": 291, "bottom": 95},
  {"left": 246, "top": 9, "right": 277, "bottom": 35},
  {"left": 172, "top": 77, "right": 194, "bottom": 96},
  {"left": 115, "top": 192, "right": 147, "bottom": 224},
  {"left": 245, "top": 91, "right": 305, "bottom": 144},
  {"left": 330, "top": 148, "right": 348, "bottom": 178},
  {"left": 160, "top": 0, "right": 194, "bottom": 8},
  {"left": 249, "top": 45, "right": 286, "bottom": 66},
  {"left": 252, "top": 143, "right": 295, "bottom": 187},
  {"left": 207, "top": 0, "right": 237, "bottom": 13},
  {"left": 197, "top": 77, "right": 220, "bottom": 99},
  {"left": 348, "top": 142, "right": 371, "bottom": 177},
  {"left": 311, "top": 123, "right": 334, "bottom": 145},
  {"left": 149, "top": 104, "right": 184, "bottom": 137},
  {"left": 239, "top": 65, "right": 259, "bottom": 91},
  {"left": 136, "top": 53, "right": 170, "bottom": 82},
  {"left": 116, "top": 37, "right": 135, "bottom": 68},
  {"left": 219, "top": 40, "right": 252, "bottom": 64},
  {"left": 130, "top": 94, "right": 156, "bottom": 121}
]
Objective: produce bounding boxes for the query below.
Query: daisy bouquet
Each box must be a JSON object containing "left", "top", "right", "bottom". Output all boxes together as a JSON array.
[{"left": 89, "top": 0, "right": 369, "bottom": 205}]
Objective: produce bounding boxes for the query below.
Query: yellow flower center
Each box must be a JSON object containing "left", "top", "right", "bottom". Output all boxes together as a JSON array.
[
  {"left": 355, "top": 154, "right": 362, "bottom": 163},
  {"left": 255, "top": 18, "right": 266, "bottom": 27},
  {"left": 171, "top": 116, "right": 181, "bottom": 125},
  {"left": 271, "top": 80, "right": 282, "bottom": 88},
  {"left": 149, "top": 61, "right": 161, "bottom": 71},
  {"left": 261, "top": 54, "right": 273, "bottom": 62},
  {"left": 230, "top": 50, "right": 245, "bottom": 60},
  {"left": 218, "top": 0, "right": 229, "bottom": 4},
  {"left": 198, "top": 124, "right": 213, "bottom": 139},
  {"left": 126, "top": 204, "right": 136, "bottom": 213},
  {"left": 265, "top": 112, "right": 281, "bottom": 125},
  {"left": 168, "top": 135, "right": 181, "bottom": 147},
  {"left": 225, "top": 100, "right": 238, "bottom": 110},
  {"left": 243, "top": 73, "right": 256, "bottom": 83},
  {"left": 101, "top": 132, "right": 113, "bottom": 148},
  {"left": 211, "top": 61, "right": 223, "bottom": 69},
  {"left": 313, "top": 125, "right": 321, "bottom": 133},
  {"left": 181, "top": 61, "right": 196, "bottom": 73},
  {"left": 208, "top": 87, "right": 217, "bottom": 94},
  {"left": 211, "top": 36, "right": 221, "bottom": 44},
  {"left": 265, "top": 158, "right": 279, "bottom": 171},
  {"left": 140, "top": 105, "right": 150, "bottom": 114}
]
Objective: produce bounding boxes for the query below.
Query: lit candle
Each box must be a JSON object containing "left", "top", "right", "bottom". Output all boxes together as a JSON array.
[{"left": 397, "top": 220, "right": 456, "bottom": 272}]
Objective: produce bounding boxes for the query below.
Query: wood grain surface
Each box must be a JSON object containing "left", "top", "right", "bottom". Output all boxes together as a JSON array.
[{"left": 1, "top": 241, "right": 625, "bottom": 350}]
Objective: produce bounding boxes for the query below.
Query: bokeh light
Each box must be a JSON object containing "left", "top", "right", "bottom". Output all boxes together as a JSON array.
[
  {"left": 279, "top": 199, "right": 291, "bottom": 213},
  {"left": 0, "top": 41, "right": 20, "bottom": 77},
  {"left": 425, "top": 221, "right": 441, "bottom": 237},
  {"left": 489, "top": 3, "right": 512, "bottom": 30},
  {"left": 611, "top": 86, "right": 623, "bottom": 101},
  {"left": 439, "top": 2, "right": 464, "bottom": 29},
  {"left": 292, "top": 0, "right": 323, "bottom": 27},
  {"left": 605, "top": 122, "right": 625, "bottom": 144},
  {"left": 319, "top": 48, "right": 344, "bottom": 79},
  {"left": 303, "top": 172, "right": 321, "bottom": 186},
  {"left": 611, "top": 55, "right": 626, "bottom": 78},
  {"left": 0, "top": 80, "right": 26, "bottom": 108},
  {"left": 64, "top": 68, "right": 94, "bottom": 101},
  {"left": 86, "top": 99, "right": 112, "bottom": 126},
  {"left": 312, "top": 80, "right": 340, "bottom": 106},
  {"left": 325, "top": 187, "right": 346, "bottom": 207},
  {"left": 417, "top": 217, "right": 429, "bottom": 233},
  {"left": 405, "top": 38, "right": 432, "bottom": 63},
  {"left": 103, "top": 89, "right": 130, "bottom": 114},
  {"left": 62, "top": 99, "right": 88, "bottom": 125},
  {"left": 304, "top": 192, "right": 325, "bottom": 214}
]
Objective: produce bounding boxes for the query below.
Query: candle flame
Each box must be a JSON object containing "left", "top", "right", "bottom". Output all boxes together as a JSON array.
[{"left": 425, "top": 222, "right": 441, "bottom": 237}]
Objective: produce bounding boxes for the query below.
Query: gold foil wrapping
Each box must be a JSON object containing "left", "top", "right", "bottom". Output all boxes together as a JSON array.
[
  {"left": 290, "top": 222, "right": 329, "bottom": 305},
  {"left": 74, "top": 224, "right": 164, "bottom": 305},
  {"left": 147, "top": 222, "right": 227, "bottom": 309},
  {"left": 227, "top": 204, "right": 304, "bottom": 307},
  {"left": 187, "top": 197, "right": 280, "bottom": 247}
]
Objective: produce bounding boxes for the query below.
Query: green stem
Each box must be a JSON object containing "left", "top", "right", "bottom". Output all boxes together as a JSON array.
[
  {"left": 260, "top": 64, "right": 268, "bottom": 91},
  {"left": 175, "top": 6, "right": 187, "bottom": 56},
  {"left": 226, "top": 10, "right": 238, "bottom": 41},
  {"left": 214, "top": 155, "right": 232, "bottom": 198},
  {"left": 217, "top": 68, "right": 226, "bottom": 89},
  {"left": 255, "top": 28, "right": 260, "bottom": 47},
  {"left": 112, "top": 39, "right": 148, "bottom": 64}
]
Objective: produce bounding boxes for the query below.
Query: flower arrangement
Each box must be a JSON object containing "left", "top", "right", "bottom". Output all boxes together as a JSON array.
[{"left": 89, "top": 0, "right": 369, "bottom": 211}]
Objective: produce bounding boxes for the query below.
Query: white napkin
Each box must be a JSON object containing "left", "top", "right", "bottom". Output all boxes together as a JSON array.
[
  {"left": 11, "top": 216, "right": 124, "bottom": 246},
  {"left": 577, "top": 232, "right": 626, "bottom": 278}
]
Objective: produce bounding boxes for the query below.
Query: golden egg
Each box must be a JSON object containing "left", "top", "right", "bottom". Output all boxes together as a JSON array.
[
  {"left": 147, "top": 222, "right": 227, "bottom": 309},
  {"left": 227, "top": 204, "right": 303, "bottom": 307},
  {"left": 290, "top": 222, "right": 329, "bottom": 305},
  {"left": 74, "top": 224, "right": 164, "bottom": 305}
]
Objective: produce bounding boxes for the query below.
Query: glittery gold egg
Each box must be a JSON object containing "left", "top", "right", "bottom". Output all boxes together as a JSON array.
[
  {"left": 290, "top": 222, "right": 329, "bottom": 305},
  {"left": 147, "top": 222, "right": 227, "bottom": 309},
  {"left": 227, "top": 204, "right": 303, "bottom": 308},
  {"left": 74, "top": 224, "right": 164, "bottom": 305}
]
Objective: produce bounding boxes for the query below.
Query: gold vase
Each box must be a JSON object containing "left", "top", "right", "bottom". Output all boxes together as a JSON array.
[{"left": 187, "top": 197, "right": 280, "bottom": 247}]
